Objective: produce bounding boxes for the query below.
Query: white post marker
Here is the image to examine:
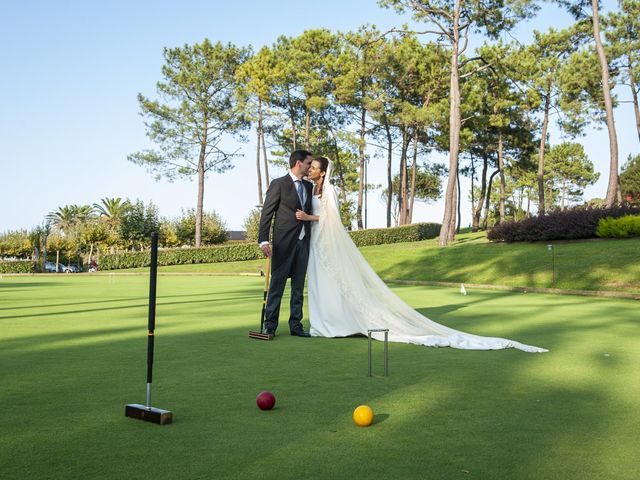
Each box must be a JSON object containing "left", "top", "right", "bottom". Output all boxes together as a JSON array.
[{"left": 460, "top": 283, "right": 467, "bottom": 295}]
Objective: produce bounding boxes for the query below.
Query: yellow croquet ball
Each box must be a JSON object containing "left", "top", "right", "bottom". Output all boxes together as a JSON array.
[{"left": 352, "top": 405, "right": 374, "bottom": 427}]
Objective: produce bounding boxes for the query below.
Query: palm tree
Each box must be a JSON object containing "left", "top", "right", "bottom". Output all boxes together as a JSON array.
[
  {"left": 47, "top": 204, "right": 95, "bottom": 233},
  {"left": 71, "top": 204, "right": 95, "bottom": 222},
  {"left": 46, "top": 205, "right": 77, "bottom": 234},
  {"left": 93, "top": 197, "right": 130, "bottom": 220}
]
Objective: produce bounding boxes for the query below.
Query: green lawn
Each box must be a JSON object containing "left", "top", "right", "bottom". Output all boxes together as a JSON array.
[
  {"left": 2, "top": 275, "right": 639, "bottom": 479},
  {"left": 114, "top": 232, "right": 640, "bottom": 294}
]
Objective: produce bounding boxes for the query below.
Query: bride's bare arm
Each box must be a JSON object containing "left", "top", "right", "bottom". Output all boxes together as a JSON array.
[{"left": 295, "top": 209, "right": 319, "bottom": 222}]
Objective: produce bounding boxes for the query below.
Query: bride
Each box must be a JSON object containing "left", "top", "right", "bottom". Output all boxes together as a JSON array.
[{"left": 295, "top": 157, "right": 547, "bottom": 353}]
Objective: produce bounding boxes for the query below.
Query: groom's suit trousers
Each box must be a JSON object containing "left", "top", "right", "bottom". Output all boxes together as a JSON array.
[{"left": 265, "top": 237, "right": 309, "bottom": 333}]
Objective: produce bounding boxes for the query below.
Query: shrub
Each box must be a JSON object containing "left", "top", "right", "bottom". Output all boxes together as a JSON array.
[
  {"left": 349, "top": 223, "right": 441, "bottom": 247},
  {"left": 242, "top": 209, "right": 261, "bottom": 243},
  {"left": 158, "top": 219, "right": 180, "bottom": 248},
  {"left": 620, "top": 153, "right": 640, "bottom": 205},
  {"left": 0, "top": 260, "right": 35, "bottom": 273},
  {"left": 0, "top": 230, "right": 31, "bottom": 257},
  {"left": 119, "top": 200, "right": 161, "bottom": 249},
  {"left": 175, "top": 209, "right": 228, "bottom": 246},
  {"left": 488, "top": 206, "right": 640, "bottom": 242},
  {"left": 101, "top": 243, "right": 262, "bottom": 270},
  {"left": 100, "top": 222, "right": 441, "bottom": 270},
  {"left": 596, "top": 215, "right": 640, "bottom": 238}
]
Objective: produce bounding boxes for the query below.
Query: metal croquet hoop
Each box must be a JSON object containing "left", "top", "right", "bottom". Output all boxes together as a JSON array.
[{"left": 367, "top": 329, "right": 389, "bottom": 377}]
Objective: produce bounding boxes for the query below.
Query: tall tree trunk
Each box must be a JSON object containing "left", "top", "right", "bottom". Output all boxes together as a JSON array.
[
  {"left": 357, "top": 106, "right": 366, "bottom": 229},
  {"left": 364, "top": 155, "right": 368, "bottom": 229},
  {"left": 628, "top": 62, "right": 640, "bottom": 144},
  {"left": 385, "top": 122, "right": 393, "bottom": 228},
  {"left": 195, "top": 126, "right": 207, "bottom": 248},
  {"left": 42, "top": 236, "right": 47, "bottom": 268},
  {"left": 469, "top": 155, "right": 475, "bottom": 222},
  {"left": 456, "top": 166, "right": 462, "bottom": 233},
  {"left": 592, "top": 0, "right": 620, "bottom": 206},
  {"left": 482, "top": 170, "right": 499, "bottom": 230},
  {"left": 287, "top": 87, "right": 297, "bottom": 150},
  {"left": 518, "top": 187, "right": 524, "bottom": 218},
  {"left": 261, "top": 129, "right": 270, "bottom": 188},
  {"left": 438, "top": 0, "right": 462, "bottom": 246},
  {"left": 498, "top": 132, "right": 506, "bottom": 224},
  {"left": 537, "top": 85, "right": 551, "bottom": 215},
  {"left": 256, "top": 101, "right": 264, "bottom": 205},
  {"left": 409, "top": 127, "right": 418, "bottom": 223},
  {"left": 399, "top": 127, "right": 410, "bottom": 225},
  {"left": 472, "top": 155, "right": 488, "bottom": 232},
  {"left": 329, "top": 129, "right": 349, "bottom": 208},
  {"left": 450, "top": 177, "right": 458, "bottom": 238},
  {"left": 304, "top": 108, "right": 311, "bottom": 149}
]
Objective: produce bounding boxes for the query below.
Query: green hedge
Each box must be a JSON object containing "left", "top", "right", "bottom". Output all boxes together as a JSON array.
[
  {"left": 0, "top": 260, "right": 35, "bottom": 273},
  {"left": 349, "top": 222, "right": 441, "bottom": 247},
  {"left": 101, "top": 223, "right": 441, "bottom": 270},
  {"left": 101, "top": 243, "right": 264, "bottom": 270},
  {"left": 596, "top": 215, "right": 640, "bottom": 238}
]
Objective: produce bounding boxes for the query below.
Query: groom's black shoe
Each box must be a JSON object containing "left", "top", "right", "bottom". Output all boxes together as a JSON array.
[
  {"left": 290, "top": 328, "right": 310, "bottom": 337},
  {"left": 264, "top": 328, "right": 276, "bottom": 337}
]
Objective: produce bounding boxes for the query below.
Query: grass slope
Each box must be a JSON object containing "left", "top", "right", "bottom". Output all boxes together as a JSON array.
[
  {"left": 1, "top": 275, "right": 639, "bottom": 479},
  {"left": 115, "top": 232, "right": 640, "bottom": 294}
]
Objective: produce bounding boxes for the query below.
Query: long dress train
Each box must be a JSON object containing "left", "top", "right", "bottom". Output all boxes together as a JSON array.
[{"left": 307, "top": 178, "right": 547, "bottom": 353}]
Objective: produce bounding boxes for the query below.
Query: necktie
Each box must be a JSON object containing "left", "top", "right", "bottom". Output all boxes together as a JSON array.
[{"left": 295, "top": 180, "right": 304, "bottom": 206}]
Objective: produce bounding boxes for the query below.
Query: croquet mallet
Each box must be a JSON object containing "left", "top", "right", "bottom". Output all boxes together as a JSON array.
[{"left": 249, "top": 256, "right": 273, "bottom": 340}]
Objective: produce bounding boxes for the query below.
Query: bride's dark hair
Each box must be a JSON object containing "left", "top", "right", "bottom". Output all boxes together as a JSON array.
[
  {"left": 314, "top": 156, "right": 329, "bottom": 173},
  {"left": 314, "top": 156, "right": 330, "bottom": 197}
]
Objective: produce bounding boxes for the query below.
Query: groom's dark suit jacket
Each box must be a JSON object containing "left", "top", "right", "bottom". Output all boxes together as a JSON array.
[{"left": 258, "top": 174, "right": 313, "bottom": 272}]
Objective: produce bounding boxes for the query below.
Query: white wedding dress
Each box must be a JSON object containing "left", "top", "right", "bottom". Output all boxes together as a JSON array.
[{"left": 307, "top": 175, "right": 547, "bottom": 353}]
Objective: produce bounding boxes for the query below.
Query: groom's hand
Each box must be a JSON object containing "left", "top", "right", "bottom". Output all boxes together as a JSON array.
[{"left": 260, "top": 244, "right": 272, "bottom": 258}]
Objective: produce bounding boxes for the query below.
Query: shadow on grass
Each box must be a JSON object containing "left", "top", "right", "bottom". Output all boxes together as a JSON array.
[
  {"left": 0, "top": 290, "right": 263, "bottom": 321},
  {"left": 0, "top": 287, "right": 262, "bottom": 312},
  {"left": 375, "top": 239, "right": 640, "bottom": 293},
  {"left": 0, "top": 280, "right": 61, "bottom": 289},
  {"left": 1, "top": 278, "right": 638, "bottom": 479}
]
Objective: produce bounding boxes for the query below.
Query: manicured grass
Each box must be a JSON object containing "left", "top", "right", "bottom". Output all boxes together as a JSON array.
[
  {"left": 115, "top": 232, "right": 640, "bottom": 294},
  {"left": 366, "top": 233, "right": 640, "bottom": 293},
  {"left": 1, "top": 275, "right": 639, "bottom": 479}
]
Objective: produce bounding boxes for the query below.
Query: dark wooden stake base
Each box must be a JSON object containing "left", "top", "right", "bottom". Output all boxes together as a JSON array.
[{"left": 125, "top": 404, "right": 173, "bottom": 425}]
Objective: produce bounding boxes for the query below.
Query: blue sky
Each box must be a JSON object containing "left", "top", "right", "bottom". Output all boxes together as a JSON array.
[{"left": 1, "top": 0, "right": 636, "bottom": 232}]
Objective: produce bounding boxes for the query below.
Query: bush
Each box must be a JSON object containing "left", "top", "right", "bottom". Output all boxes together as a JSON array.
[
  {"left": 349, "top": 223, "right": 441, "bottom": 247},
  {"left": 175, "top": 209, "right": 228, "bottom": 246},
  {"left": 242, "top": 209, "right": 261, "bottom": 243},
  {"left": 596, "top": 215, "right": 640, "bottom": 238},
  {"left": 488, "top": 206, "right": 640, "bottom": 242},
  {"left": 158, "top": 219, "right": 180, "bottom": 248},
  {"left": 101, "top": 243, "right": 262, "bottom": 270},
  {"left": 0, "top": 230, "right": 31, "bottom": 257},
  {"left": 119, "top": 200, "right": 161, "bottom": 249},
  {"left": 100, "top": 223, "right": 441, "bottom": 270},
  {"left": 0, "top": 260, "right": 35, "bottom": 273}
]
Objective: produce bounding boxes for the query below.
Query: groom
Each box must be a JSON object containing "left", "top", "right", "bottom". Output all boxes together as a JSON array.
[{"left": 258, "top": 150, "right": 314, "bottom": 338}]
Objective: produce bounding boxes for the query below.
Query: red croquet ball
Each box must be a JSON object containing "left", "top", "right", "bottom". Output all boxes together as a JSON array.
[{"left": 256, "top": 391, "right": 276, "bottom": 410}]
